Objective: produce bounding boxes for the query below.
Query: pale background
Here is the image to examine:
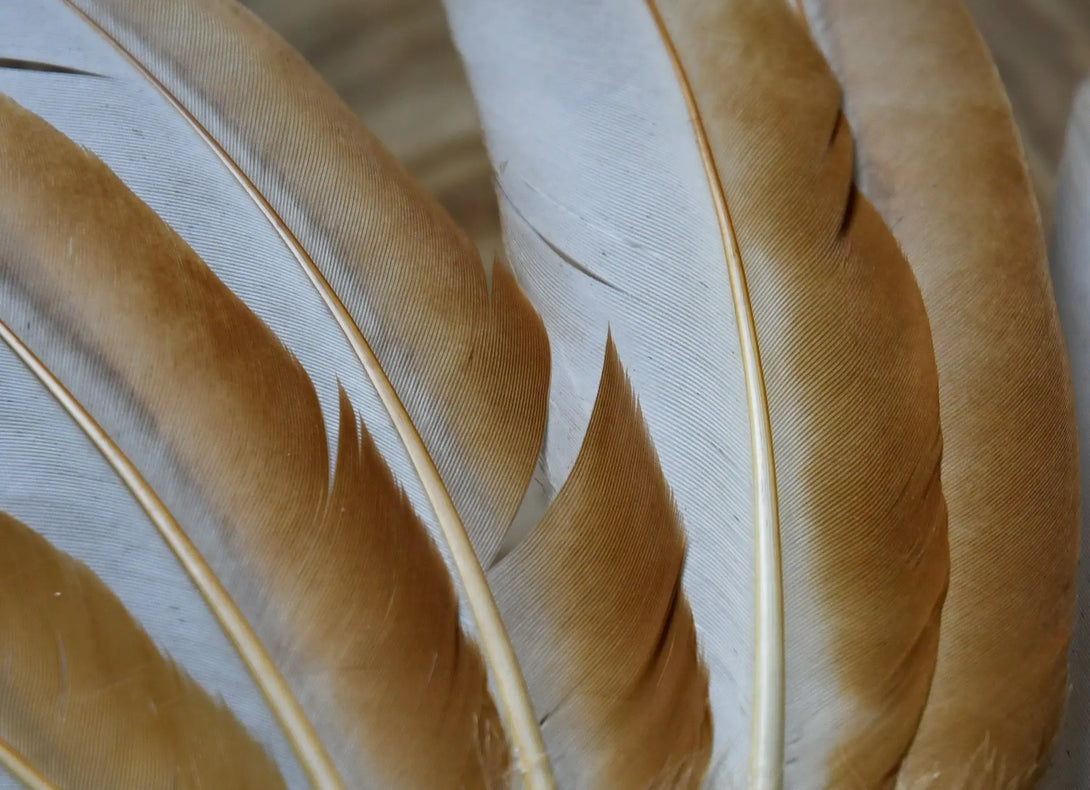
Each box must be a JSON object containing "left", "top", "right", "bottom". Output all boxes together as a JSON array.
[{"left": 241, "top": 0, "right": 1090, "bottom": 246}]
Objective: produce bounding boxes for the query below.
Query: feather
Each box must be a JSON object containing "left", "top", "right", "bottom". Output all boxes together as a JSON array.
[
  {"left": 800, "top": 2, "right": 1080, "bottom": 786},
  {"left": 0, "top": 3, "right": 552, "bottom": 777},
  {"left": 2, "top": 0, "right": 712, "bottom": 785},
  {"left": 1046, "top": 77, "right": 1090, "bottom": 789},
  {"left": 443, "top": 0, "right": 949, "bottom": 786},
  {"left": 0, "top": 509, "right": 286, "bottom": 790},
  {"left": 492, "top": 337, "right": 712, "bottom": 788},
  {"left": 0, "top": 95, "right": 506, "bottom": 789}
]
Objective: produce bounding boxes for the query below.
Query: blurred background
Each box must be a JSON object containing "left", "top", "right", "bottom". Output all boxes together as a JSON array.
[{"left": 240, "top": 0, "right": 1090, "bottom": 251}]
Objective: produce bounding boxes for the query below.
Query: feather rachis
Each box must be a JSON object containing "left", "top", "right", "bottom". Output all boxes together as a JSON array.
[
  {"left": 0, "top": 742, "right": 54, "bottom": 790},
  {"left": 644, "top": 4, "right": 785, "bottom": 786},
  {"left": 0, "top": 511, "right": 286, "bottom": 790}
]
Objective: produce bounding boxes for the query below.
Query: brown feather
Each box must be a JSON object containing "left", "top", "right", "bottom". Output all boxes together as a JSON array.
[
  {"left": 492, "top": 338, "right": 713, "bottom": 788},
  {"left": 802, "top": 1, "right": 1079, "bottom": 785},
  {"left": 0, "top": 94, "right": 507, "bottom": 789},
  {"left": 651, "top": 1, "right": 949, "bottom": 784},
  {"left": 0, "top": 510, "right": 286, "bottom": 790}
]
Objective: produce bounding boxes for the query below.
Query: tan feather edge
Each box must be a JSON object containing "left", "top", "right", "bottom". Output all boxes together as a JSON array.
[
  {"left": 645, "top": 3, "right": 786, "bottom": 789},
  {"left": 55, "top": 3, "right": 553, "bottom": 786},
  {"left": 0, "top": 740, "right": 53, "bottom": 790},
  {"left": 0, "top": 318, "right": 339, "bottom": 790}
]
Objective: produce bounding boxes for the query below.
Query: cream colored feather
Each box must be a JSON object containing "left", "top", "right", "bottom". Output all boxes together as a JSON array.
[
  {"left": 0, "top": 0, "right": 711, "bottom": 786},
  {"left": 0, "top": 509, "right": 286, "bottom": 790}
]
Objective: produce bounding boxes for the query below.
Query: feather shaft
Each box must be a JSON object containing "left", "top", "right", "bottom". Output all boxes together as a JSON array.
[
  {"left": 645, "top": 4, "right": 785, "bottom": 787},
  {"left": 0, "top": 742, "right": 54, "bottom": 790}
]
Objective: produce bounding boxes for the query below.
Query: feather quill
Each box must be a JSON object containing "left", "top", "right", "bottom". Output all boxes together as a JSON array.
[
  {"left": 443, "top": 0, "right": 949, "bottom": 786},
  {"left": 0, "top": 509, "right": 286, "bottom": 790},
  {"left": 3, "top": 0, "right": 712, "bottom": 784},
  {"left": 800, "top": 3, "right": 1080, "bottom": 786},
  {"left": 0, "top": 95, "right": 507, "bottom": 789},
  {"left": 1046, "top": 78, "right": 1090, "bottom": 789}
]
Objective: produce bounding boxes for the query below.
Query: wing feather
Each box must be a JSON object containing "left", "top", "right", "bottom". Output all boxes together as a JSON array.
[
  {"left": 444, "top": 1, "right": 949, "bottom": 786},
  {"left": 0, "top": 510, "right": 285, "bottom": 790},
  {"left": 801, "top": 3, "right": 1079, "bottom": 785},
  {"left": 0, "top": 95, "right": 507, "bottom": 789}
]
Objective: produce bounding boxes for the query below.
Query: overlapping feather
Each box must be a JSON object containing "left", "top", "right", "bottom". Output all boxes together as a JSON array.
[
  {"left": 0, "top": 510, "right": 286, "bottom": 790},
  {"left": 0, "top": 94, "right": 507, "bottom": 789},
  {"left": 1, "top": 0, "right": 712, "bottom": 786},
  {"left": 444, "top": 0, "right": 949, "bottom": 786},
  {"left": 4, "top": 0, "right": 1081, "bottom": 787},
  {"left": 801, "top": 4, "right": 1079, "bottom": 786}
]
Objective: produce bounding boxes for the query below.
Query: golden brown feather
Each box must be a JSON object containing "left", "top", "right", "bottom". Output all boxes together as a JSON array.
[
  {"left": 0, "top": 510, "right": 286, "bottom": 790},
  {"left": 0, "top": 94, "right": 507, "bottom": 789},
  {"left": 802, "top": 1, "right": 1079, "bottom": 785},
  {"left": 651, "top": 0, "right": 949, "bottom": 784},
  {"left": 491, "top": 338, "right": 713, "bottom": 789}
]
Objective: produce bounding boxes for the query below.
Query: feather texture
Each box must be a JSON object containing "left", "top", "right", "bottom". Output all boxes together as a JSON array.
[
  {"left": 443, "top": 0, "right": 949, "bottom": 786},
  {"left": 0, "top": 510, "right": 285, "bottom": 789},
  {"left": 801, "top": 3, "right": 1080, "bottom": 786},
  {"left": 492, "top": 338, "right": 712, "bottom": 788},
  {"left": 2, "top": 0, "right": 712, "bottom": 784},
  {"left": 1, "top": 2, "right": 552, "bottom": 775},
  {"left": 1046, "top": 78, "right": 1090, "bottom": 789},
  {"left": 0, "top": 94, "right": 507, "bottom": 789}
]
